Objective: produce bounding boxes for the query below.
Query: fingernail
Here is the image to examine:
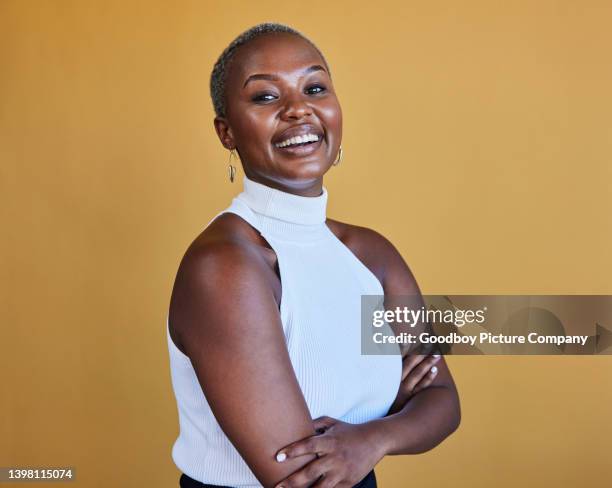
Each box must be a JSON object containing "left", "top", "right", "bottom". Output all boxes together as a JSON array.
[
  {"left": 276, "top": 452, "right": 287, "bottom": 462},
  {"left": 433, "top": 354, "right": 440, "bottom": 358},
  {"left": 431, "top": 366, "right": 438, "bottom": 374}
]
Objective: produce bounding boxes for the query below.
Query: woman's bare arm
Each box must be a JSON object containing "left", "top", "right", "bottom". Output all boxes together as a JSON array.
[
  {"left": 265, "top": 227, "right": 461, "bottom": 487},
  {"left": 374, "top": 233, "right": 461, "bottom": 454},
  {"left": 169, "top": 234, "right": 316, "bottom": 487}
]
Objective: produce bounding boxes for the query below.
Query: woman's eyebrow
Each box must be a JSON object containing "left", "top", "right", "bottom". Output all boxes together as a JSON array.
[{"left": 242, "top": 64, "right": 327, "bottom": 88}]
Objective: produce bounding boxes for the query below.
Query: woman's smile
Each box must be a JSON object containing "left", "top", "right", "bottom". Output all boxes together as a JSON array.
[{"left": 272, "top": 123, "right": 325, "bottom": 158}]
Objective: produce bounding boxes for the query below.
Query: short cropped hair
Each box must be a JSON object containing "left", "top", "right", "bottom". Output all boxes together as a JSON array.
[{"left": 209, "top": 22, "right": 331, "bottom": 118}]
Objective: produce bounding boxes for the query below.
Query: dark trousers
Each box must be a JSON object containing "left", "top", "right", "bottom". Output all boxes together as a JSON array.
[{"left": 179, "top": 469, "right": 377, "bottom": 488}]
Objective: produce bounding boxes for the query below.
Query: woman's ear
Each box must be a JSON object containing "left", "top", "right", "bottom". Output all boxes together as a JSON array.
[{"left": 213, "top": 117, "right": 235, "bottom": 150}]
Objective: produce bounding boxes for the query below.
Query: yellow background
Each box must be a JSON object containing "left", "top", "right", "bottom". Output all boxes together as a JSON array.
[{"left": 2, "top": 1, "right": 611, "bottom": 487}]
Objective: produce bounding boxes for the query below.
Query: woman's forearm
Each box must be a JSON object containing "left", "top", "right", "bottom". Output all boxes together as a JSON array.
[{"left": 366, "top": 385, "right": 461, "bottom": 456}]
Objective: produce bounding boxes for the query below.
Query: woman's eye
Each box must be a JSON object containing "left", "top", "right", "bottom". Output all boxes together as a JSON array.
[
  {"left": 306, "top": 84, "right": 326, "bottom": 95},
  {"left": 252, "top": 93, "right": 277, "bottom": 103},
  {"left": 251, "top": 85, "right": 326, "bottom": 103}
]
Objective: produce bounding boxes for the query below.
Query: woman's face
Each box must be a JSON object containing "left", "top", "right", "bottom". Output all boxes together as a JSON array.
[{"left": 214, "top": 33, "right": 343, "bottom": 195}]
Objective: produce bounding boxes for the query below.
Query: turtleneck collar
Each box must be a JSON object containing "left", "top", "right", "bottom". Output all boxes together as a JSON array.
[{"left": 238, "top": 175, "right": 328, "bottom": 225}]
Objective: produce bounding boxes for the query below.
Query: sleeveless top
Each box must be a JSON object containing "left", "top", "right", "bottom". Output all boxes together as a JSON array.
[{"left": 166, "top": 176, "right": 402, "bottom": 487}]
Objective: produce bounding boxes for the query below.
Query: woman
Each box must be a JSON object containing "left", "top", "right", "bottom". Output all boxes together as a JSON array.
[{"left": 167, "top": 23, "right": 461, "bottom": 488}]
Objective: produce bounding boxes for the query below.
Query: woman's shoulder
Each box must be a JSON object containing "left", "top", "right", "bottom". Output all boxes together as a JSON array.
[
  {"left": 189, "top": 212, "right": 256, "bottom": 246},
  {"left": 169, "top": 213, "right": 281, "bottom": 352},
  {"left": 326, "top": 218, "right": 396, "bottom": 251},
  {"left": 173, "top": 213, "right": 280, "bottom": 304},
  {"left": 326, "top": 218, "right": 420, "bottom": 294},
  {"left": 326, "top": 218, "right": 401, "bottom": 285}
]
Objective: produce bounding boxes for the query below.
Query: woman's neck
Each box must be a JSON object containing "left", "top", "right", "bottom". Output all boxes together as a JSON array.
[{"left": 242, "top": 171, "right": 324, "bottom": 198}]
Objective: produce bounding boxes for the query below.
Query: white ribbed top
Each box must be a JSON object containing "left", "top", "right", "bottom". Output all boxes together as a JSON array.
[{"left": 167, "top": 176, "right": 402, "bottom": 487}]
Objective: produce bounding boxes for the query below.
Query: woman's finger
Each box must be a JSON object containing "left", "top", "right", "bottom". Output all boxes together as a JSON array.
[
  {"left": 313, "top": 415, "right": 338, "bottom": 433},
  {"left": 276, "top": 433, "right": 335, "bottom": 462},
  {"left": 400, "top": 354, "right": 425, "bottom": 381},
  {"left": 388, "top": 355, "right": 442, "bottom": 414},
  {"left": 401, "top": 355, "right": 441, "bottom": 393},
  {"left": 274, "top": 456, "right": 334, "bottom": 488},
  {"left": 404, "top": 354, "right": 440, "bottom": 391},
  {"left": 311, "top": 470, "right": 345, "bottom": 488},
  {"left": 411, "top": 364, "right": 439, "bottom": 395}
]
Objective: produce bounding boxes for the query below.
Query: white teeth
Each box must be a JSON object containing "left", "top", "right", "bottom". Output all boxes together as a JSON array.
[{"left": 275, "top": 133, "right": 320, "bottom": 148}]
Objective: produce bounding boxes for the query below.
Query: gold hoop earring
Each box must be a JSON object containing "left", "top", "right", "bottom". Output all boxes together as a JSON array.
[
  {"left": 333, "top": 146, "right": 343, "bottom": 166},
  {"left": 228, "top": 148, "right": 239, "bottom": 183}
]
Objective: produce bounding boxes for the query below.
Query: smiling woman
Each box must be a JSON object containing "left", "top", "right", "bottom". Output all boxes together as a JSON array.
[
  {"left": 211, "top": 26, "right": 342, "bottom": 192},
  {"left": 167, "top": 22, "right": 460, "bottom": 488}
]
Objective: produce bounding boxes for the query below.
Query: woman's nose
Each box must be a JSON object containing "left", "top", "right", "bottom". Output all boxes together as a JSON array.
[{"left": 280, "top": 94, "right": 312, "bottom": 120}]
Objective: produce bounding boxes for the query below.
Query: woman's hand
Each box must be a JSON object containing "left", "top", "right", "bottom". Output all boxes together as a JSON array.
[
  {"left": 387, "top": 353, "right": 441, "bottom": 415},
  {"left": 272, "top": 355, "right": 442, "bottom": 486},
  {"left": 273, "top": 416, "right": 385, "bottom": 488}
]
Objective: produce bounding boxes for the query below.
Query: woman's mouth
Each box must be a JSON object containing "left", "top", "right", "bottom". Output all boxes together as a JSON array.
[{"left": 273, "top": 133, "right": 323, "bottom": 156}]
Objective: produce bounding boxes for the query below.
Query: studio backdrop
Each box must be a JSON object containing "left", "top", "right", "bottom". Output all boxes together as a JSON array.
[{"left": 1, "top": 1, "right": 611, "bottom": 487}]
